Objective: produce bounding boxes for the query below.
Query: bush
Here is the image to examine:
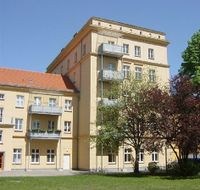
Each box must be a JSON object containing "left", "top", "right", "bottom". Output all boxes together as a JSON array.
[{"left": 148, "top": 162, "right": 159, "bottom": 175}]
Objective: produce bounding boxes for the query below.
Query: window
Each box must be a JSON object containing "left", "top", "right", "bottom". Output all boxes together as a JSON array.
[
  {"left": 107, "top": 63, "right": 115, "bottom": 71},
  {"left": 123, "top": 44, "right": 129, "bottom": 54},
  {"left": 48, "top": 121, "right": 55, "bottom": 130},
  {"left": 65, "top": 100, "right": 72, "bottom": 111},
  {"left": 64, "top": 121, "right": 71, "bottom": 133},
  {"left": 47, "top": 149, "right": 55, "bottom": 163},
  {"left": 32, "top": 120, "right": 40, "bottom": 130},
  {"left": 0, "top": 94, "right": 5, "bottom": 100},
  {"left": 108, "top": 41, "right": 115, "bottom": 45},
  {"left": 149, "top": 69, "right": 156, "bottom": 83},
  {"left": 16, "top": 95, "right": 24, "bottom": 107},
  {"left": 82, "top": 44, "right": 86, "bottom": 56},
  {"left": 152, "top": 151, "right": 158, "bottom": 162},
  {"left": 0, "top": 108, "right": 3, "bottom": 123},
  {"left": 134, "top": 46, "right": 141, "bottom": 57},
  {"left": 49, "top": 98, "right": 56, "bottom": 107},
  {"left": 15, "top": 118, "right": 23, "bottom": 131},
  {"left": 135, "top": 67, "right": 142, "bottom": 80},
  {"left": 139, "top": 149, "right": 144, "bottom": 162},
  {"left": 0, "top": 130, "right": 2, "bottom": 142},
  {"left": 31, "top": 149, "right": 39, "bottom": 163},
  {"left": 108, "top": 150, "right": 116, "bottom": 163},
  {"left": 34, "top": 97, "right": 41, "bottom": 106},
  {"left": 123, "top": 65, "right": 130, "bottom": 78},
  {"left": 124, "top": 148, "right": 131, "bottom": 163},
  {"left": 74, "top": 52, "right": 77, "bottom": 63},
  {"left": 13, "top": 149, "right": 22, "bottom": 164},
  {"left": 148, "top": 48, "right": 154, "bottom": 59}
]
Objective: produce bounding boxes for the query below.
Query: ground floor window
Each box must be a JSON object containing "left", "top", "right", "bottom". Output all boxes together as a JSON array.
[
  {"left": 13, "top": 148, "right": 22, "bottom": 164},
  {"left": 124, "top": 148, "right": 131, "bottom": 163},
  {"left": 152, "top": 151, "right": 158, "bottom": 162},
  {"left": 0, "top": 130, "right": 2, "bottom": 142},
  {"left": 139, "top": 149, "right": 144, "bottom": 162},
  {"left": 108, "top": 150, "right": 116, "bottom": 163},
  {"left": 47, "top": 149, "right": 55, "bottom": 163},
  {"left": 31, "top": 149, "right": 39, "bottom": 163}
]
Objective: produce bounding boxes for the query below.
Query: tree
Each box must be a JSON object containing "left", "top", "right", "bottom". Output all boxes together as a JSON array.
[
  {"left": 146, "top": 75, "right": 200, "bottom": 174},
  {"left": 180, "top": 30, "right": 200, "bottom": 84},
  {"left": 96, "top": 76, "right": 157, "bottom": 173}
]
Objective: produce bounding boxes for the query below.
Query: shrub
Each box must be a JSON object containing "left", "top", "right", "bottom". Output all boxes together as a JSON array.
[{"left": 148, "top": 162, "right": 159, "bottom": 175}]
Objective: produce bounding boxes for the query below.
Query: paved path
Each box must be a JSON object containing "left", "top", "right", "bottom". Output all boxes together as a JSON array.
[{"left": 0, "top": 170, "right": 88, "bottom": 177}]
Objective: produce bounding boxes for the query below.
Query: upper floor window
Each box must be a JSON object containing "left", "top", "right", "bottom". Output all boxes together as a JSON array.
[
  {"left": 149, "top": 69, "right": 156, "bottom": 83},
  {"left": 34, "top": 97, "right": 41, "bottom": 106},
  {"left": 0, "top": 130, "right": 2, "bottom": 142},
  {"left": 64, "top": 121, "right": 72, "bottom": 133},
  {"left": 152, "top": 151, "right": 158, "bottom": 162},
  {"left": 108, "top": 41, "right": 115, "bottom": 45},
  {"left": 16, "top": 95, "right": 24, "bottom": 108},
  {"left": 13, "top": 148, "right": 22, "bottom": 164},
  {"left": 0, "top": 94, "right": 5, "bottom": 100},
  {"left": 31, "top": 149, "right": 40, "bottom": 163},
  {"left": 148, "top": 48, "right": 154, "bottom": 60},
  {"left": 108, "top": 150, "right": 116, "bottom": 163},
  {"left": 47, "top": 149, "right": 55, "bottom": 163},
  {"left": 139, "top": 149, "right": 144, "bottom": 162},
  {"left": 74, "top": 52, "right": 77, "bottom": 63},
  {"left": 15, "top": 118, "right": 23, "bottom": 131},
  {"left": 135, "top": 67, "right": 142, "bottom": 80},
  {"left": 82, "top": 44, "right": 86, "bottom": 56},
  {"left": 49, "top": 98, "right": 56, "bottom": 107},
  {"left": 123, "top": 44, "right": 129, "bottom": 54},
  {"left": 123, "top": 65, "right": 130, "bottom": 79},
  {"left": 0, "top": 108, "right": 3, "bottom": 123},
  {"left": 107, "top": 63, "right": 115, "bottom": 71},
  {"left": 48, "top": 121, "right": 55, "bottom": 130},
  {"left": 134, "top": 46, "right": 141, "bottom": 57},
  {"left": 65, "top": 100, "right": 72, "bottom": 111},
  {"left": 32, "top": 120, "right": 40, "bottom": 130},
  {"left": 124, "top": 148, "right": 131, "bottom": 163}
]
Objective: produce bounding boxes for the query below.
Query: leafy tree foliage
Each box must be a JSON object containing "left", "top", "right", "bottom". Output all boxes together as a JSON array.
[{"left": 180, "top": 30, "right": 200, "bottom": 84}]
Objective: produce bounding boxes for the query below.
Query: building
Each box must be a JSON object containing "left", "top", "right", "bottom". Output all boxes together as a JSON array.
[{"left": 0, "top": 17, "right": 173, "bottom": 172}]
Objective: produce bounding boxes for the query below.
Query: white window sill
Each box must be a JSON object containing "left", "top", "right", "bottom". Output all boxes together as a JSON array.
[
  {"left": 64, "top": 132, "right": 71, "bottom": 134},
  {"left": 12, "top": 162, "right": 22, "bottom": 165},
  {"left": 64, "top": 110, "right": 72, "bottom": 112},
  {"left": 152, "top": 161, "right": 159, "bottom": 163},
  {"left": 15, "top": 106, "right": 24, "bottom": 109},
  {"left": 139, "top": 161, "right": 144, "bottom": 164},
  {"left": 124, "top": 161, "right": 132, "bottom": 164},
  {"left": 108, "top": 162, "right": 116, "bottom": 165},
  {"left": 31, "top": 162, "right": 40, "bottom": 165},
  {"left": 46, "top": 162, "right": 55, "bottom": 165},
  {"left": 14, "top": 130, "right": 23, "bottom": 132}
]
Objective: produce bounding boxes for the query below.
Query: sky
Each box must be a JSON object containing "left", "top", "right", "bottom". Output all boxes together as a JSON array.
[{"left": 0, "top": 0, "right": 200, "bottom": 77}]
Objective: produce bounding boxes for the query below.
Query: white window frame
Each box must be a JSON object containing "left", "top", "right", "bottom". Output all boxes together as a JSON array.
[
  {"left": 148, "top": 48, "right": 154, "bottom": 60},
  {"left": 49, "top": 98, "right": 56, "bottom": 107},
  {"left": 15, "top": 118, "right": 23, "bottom": 131},
  {"left": 123, "top": 43, "right": 129, "bottom": 54},
  {"left": 123, "top": 65, "right": 130, "bottom": 78},
  {"left": 152, "top": 151, "right": 158, "bottom": 162},
  {"left": 139, "top": 149, "right": 144, "bottom": 163},
  {"left": 108, "top": 150, "right": 116, "bottom": 164},
  {"left": 64, "top": 121, "right": 71, "bottom": 133},
  {"left": 0, "top": 108, "right": 3, "bottom": 123},
  {"left": 0, "top": 94, "right": 5, "bottom": 100},
  {"left": 32, "top": 120, "right": 40, "bottom": 130},
  {"left": 0, "top": 130, "right": 2, "bottom": 142},
  {"left": 134, "top": 46, "right": 141, "bottom": 57},
  {"left": 124, "top": 148, "right": 132, "bottom": 163},
  {"left": 48, "top": 120, "right": 55, "bottom": 130},
  {"left": 149, "top": 69, "right": 156, "bottom": 83},
  {"left": 65, "top": 100, "right": 72, "bottom": 112},
  {"left": 13, "top": 148, "right": 22, "bottom": 164},
  {"left": 31, "top": 149, "right": 40, "bottom": 163},
  {"left": 34, "top": 97, "right": 41, "bottom": 106},
  {"left": 16, "top": 95, "right": 24, "bottom": 108},
  {"left": 135, "top": 67, "right": 142, "bottom": 80},
  {"left": 47, "top": 149, "right": 55, "bottom": 163}
]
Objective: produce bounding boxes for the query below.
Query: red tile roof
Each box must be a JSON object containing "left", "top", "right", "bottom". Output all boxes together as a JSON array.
[{"left": 0, "top": 67, "right": 76, "bottom": 92}]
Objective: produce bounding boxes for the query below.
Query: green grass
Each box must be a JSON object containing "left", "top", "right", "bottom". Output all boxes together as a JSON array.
[{"left": 0, "top": 174, "right": 200, "bottom": 190}]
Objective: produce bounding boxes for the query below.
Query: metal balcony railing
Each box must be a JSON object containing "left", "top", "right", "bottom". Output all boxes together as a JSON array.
[
  {"left": 29, "top": 105, "right": 62, "bottom": 115},
  {"left": 101, "top": 98, "right": 118, "bottom": 106},
  {"left": 100, "top": 43, "right": 124, "bottom": 57},
  {"left": 100, "top": 70, "right": 124, "bottom": 81},
  {"left": 28, "top": 129, "right": 61, "bottom": 140}
]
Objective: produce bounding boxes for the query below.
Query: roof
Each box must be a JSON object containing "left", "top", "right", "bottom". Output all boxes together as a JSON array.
[{"left": 0, "top": 67, "right": 76, "bottom": 93}]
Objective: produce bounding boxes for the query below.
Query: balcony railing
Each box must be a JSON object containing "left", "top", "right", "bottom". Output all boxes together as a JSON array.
[
  {"left": 101, "top": 98, "right": 118, "bottom": 106},
  {"left": 29, "top": 105, "right": 62, "bottom": 115},
  {"left": 100, "top": 43, "right": 124, "bottom": 57},
  {"left": 100, "top": 70, "right": 124, "bottom": 81},
  {"left": 28, "top": 129, "right": 61, "bottom": 140},
  {"left": 0, "top": 116, "right": 14, "bottom": 126}
]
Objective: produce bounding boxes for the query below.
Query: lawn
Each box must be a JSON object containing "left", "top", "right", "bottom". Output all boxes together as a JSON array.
[{"left": 0, "top": 174, "right": 200, "bottom": 190}]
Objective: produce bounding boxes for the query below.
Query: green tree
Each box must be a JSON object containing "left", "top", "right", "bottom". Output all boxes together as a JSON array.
[{"left": 180, "top": 29, "right": 200, "bottom": 84}]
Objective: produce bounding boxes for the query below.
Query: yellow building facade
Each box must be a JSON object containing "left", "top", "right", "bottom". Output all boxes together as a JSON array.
[{"left": 0, "top": 17, "right": 174, "bottom": 172}]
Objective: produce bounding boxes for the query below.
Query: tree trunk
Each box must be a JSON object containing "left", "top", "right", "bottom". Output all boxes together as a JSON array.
[{"left": 134, "top": 148, "right": 140, "bottom": 173}]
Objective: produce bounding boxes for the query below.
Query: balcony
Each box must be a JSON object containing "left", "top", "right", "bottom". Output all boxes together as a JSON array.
[
  {"left": 0, "top": 116, "right": 14, "bottom": 126},
  {"left": 101, "top": 98, "right": 118, "bottom": 106},
  {"left": 29, "top": 105, "right": 62, "bottom": 115},
  {"left": 100, "top": 43, "right": 124, "bottom": 57},
  {"left": 28, "top": 129, "right": 61, "bottom": 140},
  {"left": 100, "top": 70, "right": 124, "bottom": 81}
]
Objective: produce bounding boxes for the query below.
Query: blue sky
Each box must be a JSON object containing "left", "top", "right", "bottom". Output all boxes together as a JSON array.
[{"left": 0, "top": 0, "right": 200, "bottom": 77}]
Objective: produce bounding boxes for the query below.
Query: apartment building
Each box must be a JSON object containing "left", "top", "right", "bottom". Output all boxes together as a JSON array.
[
  {"left": 46, "top": 17, "right": 172, "bottom": 172},
  {"left": 0, "top": 68, "right": 78, "bottom": 171}
]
